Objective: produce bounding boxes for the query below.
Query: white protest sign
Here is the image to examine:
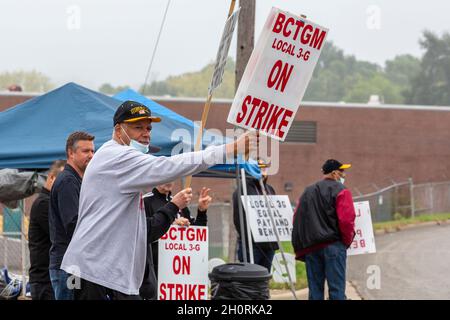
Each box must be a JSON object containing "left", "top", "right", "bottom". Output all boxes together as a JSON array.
[
  {"left": 209, "top": 8, "right": 240, "bottom": 95},
  {"left": 241, "top": 195, "right": 294, "bottom": 242},
  {"left": 158, "top": 226, "right": 209, "bottom": 300},
  {"left": 347, "top": 201, "right": 376, "bottom": 256},
  {"left": 271, "top": 252, "right": 296, "bottom": 284},
  {"left": 227, "top": 7, "right": 329, "bottom": 141}
]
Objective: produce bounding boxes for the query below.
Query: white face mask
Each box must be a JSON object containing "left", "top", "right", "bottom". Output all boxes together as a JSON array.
[{"left": 120, "top": 126, "right": 149, "bottom": 154}]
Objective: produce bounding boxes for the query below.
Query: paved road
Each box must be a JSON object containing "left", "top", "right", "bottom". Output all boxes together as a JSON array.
[{"left": 347, "top": 223, "right": 450, "bottom": 300}]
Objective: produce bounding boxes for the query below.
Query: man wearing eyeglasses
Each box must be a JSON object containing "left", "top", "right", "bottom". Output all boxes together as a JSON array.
[
  {"left": 292, "top": 159, "right": 356, "bottom": 300},
  {"left": 61, "top": 100, "right": 255, "bottom": 300}
]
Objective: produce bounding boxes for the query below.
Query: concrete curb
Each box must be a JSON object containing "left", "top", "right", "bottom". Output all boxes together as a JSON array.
[
  {"left": 270, "top": 287, "right": 308, "bottom": 300},
  {"left": 270, "top": 281, "right": 362, "bottom": 300}
]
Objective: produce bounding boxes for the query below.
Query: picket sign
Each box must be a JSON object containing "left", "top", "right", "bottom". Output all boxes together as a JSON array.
[
  {"left": 228, "top": 7, "right": 329, "bottom": 141},
  {"left": 347, "top": 201, "right": 376, "bottom": 256},
  {"left": 241, "top": 194, "right": 294, "bottom": 243},
  {"left": 158, "top": 226, "right": 209, "bottom": 300}
]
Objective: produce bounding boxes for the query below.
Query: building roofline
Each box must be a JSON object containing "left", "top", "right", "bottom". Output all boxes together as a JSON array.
[
  {"left": 0, "top": 91, "right": 41, "bottom": 97},
  {"left": 2, "top": 91, "right": 450, "bottom": 112},
  {"left": 150, "top": 96, "right": 450, "bottom": 112},
  {"left": 299, "top": 101, "right": 450, "bottom": 112}
]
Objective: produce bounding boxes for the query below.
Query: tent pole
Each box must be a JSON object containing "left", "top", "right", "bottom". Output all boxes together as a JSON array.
[
  {"left": 258, "top": 179, "right": 297, "bottom": 300},
  {"left": 20, "top": 199, "right": 27, "bottom": 298},
  {"left": 240, "top": 169, "right": 254, "bottom": 264},
  {"left": 236, "top": 165, "right": 248, "bottom": 263}
]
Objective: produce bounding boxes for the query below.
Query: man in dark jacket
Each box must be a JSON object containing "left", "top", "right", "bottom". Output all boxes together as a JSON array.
[
  {"left": 140, "top": 182, "right": 212, "bottom": 299},
  {"left": 232, "top": 168, "right": 279, "bottom": 272},
  {"left": 28, "top": 160, "right": 66, "bottom": 300},
  {"left": 292, "top": 159, "right": 356, "bottom": 300},
  {"left": 49, "top": 131, "right": 94, "bottom": 300}
]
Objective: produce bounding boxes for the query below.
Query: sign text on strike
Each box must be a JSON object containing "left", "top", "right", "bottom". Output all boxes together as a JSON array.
[
  {"left": 235, "top": 95, "right": 293, "bottom": 139},
  {"left": 159, "top": 283, "right": 207, "bottom": 300}
]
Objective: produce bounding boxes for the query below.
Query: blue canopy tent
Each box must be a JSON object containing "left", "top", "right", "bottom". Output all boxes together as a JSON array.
[
  {"left": 0, "top": 82, "right": 119, "bottom": 169},
  {"left": 0, "top": 83, "right": 260, "bottom": 179}
]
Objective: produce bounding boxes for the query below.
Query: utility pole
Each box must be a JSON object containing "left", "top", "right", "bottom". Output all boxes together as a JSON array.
[
  {"left": 235, "top": 0, "right": 255, "bottom": 90},
  {"left": 229, "top": 0, "right": 255, "bottom": 263}
]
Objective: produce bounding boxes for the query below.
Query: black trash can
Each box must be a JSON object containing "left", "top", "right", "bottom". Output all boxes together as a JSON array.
[{"left": 209, "top": 263, "right": 272, "bottom": 300}]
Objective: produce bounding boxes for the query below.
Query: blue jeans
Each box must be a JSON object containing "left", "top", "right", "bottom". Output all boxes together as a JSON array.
[
  {"left": 305, "top": 241, "right": 347, "bottom": 300},
  {"left": 237, "top": 240, "right": 275, "bottom": 272},
  {"left": 49, "top": 269, "right": 74, "bottom": 300}
]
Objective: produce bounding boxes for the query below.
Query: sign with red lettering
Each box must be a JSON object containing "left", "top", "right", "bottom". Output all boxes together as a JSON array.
[
  {"left": 348, "top": 201, "right": 376, "bottom": 256},
  {"left": 158, "top": 226, "right": 209, "bottom": 300},
  {"left": 227, "top": 7, "right": 329, "bottom": 141}
]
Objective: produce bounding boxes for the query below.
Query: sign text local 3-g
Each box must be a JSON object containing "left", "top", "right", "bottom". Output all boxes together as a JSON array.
[
  {"left": 227, "top": 7, "right": 329, "bottom": 141},
  {"left": 348, "top": 201, "right": 376, "bottom": 256},
  {"left": 158, "top": 226, "right": 209, "bottom": 300},
  {"left": 241, "top": 195, "right": 294, "bottom": 242}
]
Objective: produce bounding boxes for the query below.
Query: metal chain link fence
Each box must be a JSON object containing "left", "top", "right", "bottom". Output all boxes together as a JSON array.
[
  {"left": 0, "top": 200, "right": 30, "bottom": 298},
  {"left": 353, "top": 179, "right": 450, "bottom": 222},
  {"left": 413, "top": 181, "right": 450, "bottom": 215},
  {"left": 187, "top": 202, "right": 235, "bottom": 261}
]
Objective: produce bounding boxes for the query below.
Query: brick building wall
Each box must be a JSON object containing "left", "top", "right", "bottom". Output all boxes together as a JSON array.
[
  {"left": 2, "top": 93, "right": 450, "bottom": 205},
  {"left": 0, "top": 93, "right": 35, "bottom": 112},
  {"left": 154, "top": 98, "right": 450, "bottom": 203}
]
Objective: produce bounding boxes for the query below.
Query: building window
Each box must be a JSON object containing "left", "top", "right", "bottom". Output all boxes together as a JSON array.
[{"left": 284, "top": 121, "right": 317, "bottom": 143}]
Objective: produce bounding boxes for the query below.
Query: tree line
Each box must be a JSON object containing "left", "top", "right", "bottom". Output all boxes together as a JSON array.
[
  {"left": 1, "top": 31, "right": 448, "bottom": 106},
  {"left": 134, "top": 31, "right": 450, "bottom": 106}
]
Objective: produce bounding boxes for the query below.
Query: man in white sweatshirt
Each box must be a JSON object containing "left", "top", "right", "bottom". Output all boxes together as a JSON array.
[{"left": 61, "top": 100, "right": 254, "bottom": 300}]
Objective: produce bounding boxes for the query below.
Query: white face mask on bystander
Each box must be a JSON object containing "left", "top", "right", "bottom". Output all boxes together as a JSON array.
[{"left": 120, "top": 126, "right": 149, "bottom": 154}]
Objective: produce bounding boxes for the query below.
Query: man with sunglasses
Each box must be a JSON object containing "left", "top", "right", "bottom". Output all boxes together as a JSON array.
[{"left": 292, "top": 159, "right": 356, "bottom": 300}]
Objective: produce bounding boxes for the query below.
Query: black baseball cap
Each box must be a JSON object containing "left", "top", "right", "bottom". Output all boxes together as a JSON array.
[
  {"left": 113, "top": 100, "right": 161, "bottom": 126},
  {"left": 257, "top": 159, "right": 271, "bottom": 168},
  {"left": 322, "top": 159, "right": 352, "bottom": 174}
]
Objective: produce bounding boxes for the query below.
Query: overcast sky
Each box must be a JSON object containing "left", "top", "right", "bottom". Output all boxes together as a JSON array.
[{"left": 1, "top": 0, "right": 448, "bottom": 90}]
